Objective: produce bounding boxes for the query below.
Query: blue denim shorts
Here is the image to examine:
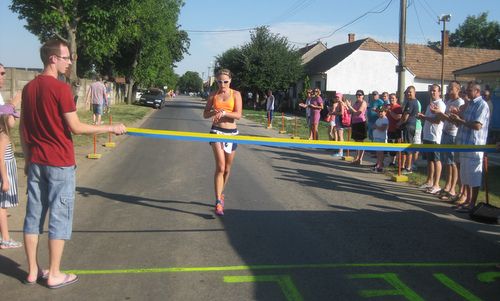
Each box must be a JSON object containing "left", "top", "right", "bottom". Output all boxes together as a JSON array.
[
  {"left": 23, "top": 164, "right": 76, "bottom": 240},
  {"left": 440, "top": 132, "right": 456, "bottom": 165},
  {"left": 92, "top": 104, "right": 103, "bottom": 115}
]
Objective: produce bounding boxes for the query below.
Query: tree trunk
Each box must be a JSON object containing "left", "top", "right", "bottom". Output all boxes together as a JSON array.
[
  {"left": 126, "top": 51, "right": 139, "bottom": 104},
  {"left": 127, "top": 78, "right": 135, "bottom": 105}
]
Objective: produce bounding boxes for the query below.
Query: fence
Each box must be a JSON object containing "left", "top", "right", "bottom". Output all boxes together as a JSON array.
[{"left": 0, "top": 67, "right": 129, "bottom": 109}]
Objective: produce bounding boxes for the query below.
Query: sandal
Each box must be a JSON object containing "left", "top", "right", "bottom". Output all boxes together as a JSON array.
[
  {"left": 24, "top": 269, "right": 49, "bottom": 285},
  {"left": 454, "top": 196, "right": 468, "bottom": 206},
  {"left": 439, "top": 191, "right": 456, "bottom": 201},
  {"left": 455, "top": 204, "right": 472, "bottom": 213}
]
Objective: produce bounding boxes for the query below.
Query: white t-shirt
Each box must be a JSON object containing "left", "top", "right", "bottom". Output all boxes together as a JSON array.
[
  {"left": 423, "top": 98, "right": 446, "bottom": 143},
  {"left": 266, "top": 95, "right": 275, "bottom": 111},
  {"left": 443, "top": 97, "right": 464, "bottom": 136},
  {"left": 373, "top": 116, "right": 388, "bottom": 141},
  {"left": 0, "top": 93, "right": 4, "bottom": 105}
]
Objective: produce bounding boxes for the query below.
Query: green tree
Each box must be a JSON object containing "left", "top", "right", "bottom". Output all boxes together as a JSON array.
[
  {"left": 215, "top": 47, "right": 245, "bottom": 89},
  {"left": 216, "top": 26, "right": 303, "bottom": 95},
  {"left": 10, "top": 0, "right": 128, "bottom": 86},
  {"left": 428, "top": 12, "right": 499, "bottom": 50},
  {"left": 10, "top": 0, "right": 188, "bottom": 104},
  {"left": 449, "top": 12, "right": 499, "bottom": 49},
  {"left": 109, "top": 0, "right": 189, "bottom": 103},
  {"left": 177, "top": 71, "right": 203, "bottom": 93},
  {"left": 300, "top": 75, "right": 311, "bottom": 101}
]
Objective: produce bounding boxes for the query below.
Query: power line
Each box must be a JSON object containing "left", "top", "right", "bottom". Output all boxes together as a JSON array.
[
  {"left": 416, "top": 0, "right": 438, "bottom": 24},
  {"left": 270, "top": 0, "right": 316, "bottom": 24},
  {"left": 421, "top": 0, "right": 439, "bottom": 19},
  {"left": 185, "top": 0, "right": 316, "bottom": 34},
  {"left": 185, "top": 27, "right": 259, "bottom": 34},
  {"left": 311, "top": 0, "right": 394, "bottom": 42},
  {"left": 412, "top": 0, "right": 430, "bottom": 43}
]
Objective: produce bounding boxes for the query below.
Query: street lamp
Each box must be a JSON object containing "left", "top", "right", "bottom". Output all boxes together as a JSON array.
[{"left": 439, "top": 14, "right": 451, "bottom": 93}]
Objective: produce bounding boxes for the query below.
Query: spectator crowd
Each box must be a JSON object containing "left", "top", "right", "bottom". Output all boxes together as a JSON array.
[{"left": 301, "top": 81, "right": 492, "bottom": 214}]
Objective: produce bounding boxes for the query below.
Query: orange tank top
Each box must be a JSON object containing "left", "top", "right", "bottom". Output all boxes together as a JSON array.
[{"left": 213, "top": 89, "right": 235, "bottom": 112}]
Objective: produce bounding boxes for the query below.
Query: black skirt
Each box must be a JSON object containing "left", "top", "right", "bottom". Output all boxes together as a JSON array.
[{"left": 351, "top": 122, "right": 367, "bottom": 141}]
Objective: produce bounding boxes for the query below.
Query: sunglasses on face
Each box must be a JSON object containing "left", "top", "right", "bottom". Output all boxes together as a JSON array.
[
  {"left": 356, "top": 94, "right": 363, "bottom": 96},
  {"left": 55, "top": 55, "right": 72, "bottom": 61},
  {"left": 217, "top": 80, "right": 230, "bottom": 84}
]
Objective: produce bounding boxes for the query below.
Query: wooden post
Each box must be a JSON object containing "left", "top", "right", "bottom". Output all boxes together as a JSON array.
[
  {"left": 87, "top": 134, "right": 102, "bottom": 159},
  {"left": 291, "top": 116, "right": 301, "bottom": 139},
  {"left": 104, "top": 114, "right": 116, "bottom": 148},
  {"left": 279, "top": 112, "right": 286, "bottom": 134}
]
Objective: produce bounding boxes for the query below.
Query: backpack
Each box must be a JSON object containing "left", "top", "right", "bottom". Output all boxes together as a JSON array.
[{"left": 341, "top": 106, "right": 351, "bottom": 127}]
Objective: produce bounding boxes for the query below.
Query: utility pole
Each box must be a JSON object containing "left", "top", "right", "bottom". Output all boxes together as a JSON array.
[
  {"left": 439, "top": 14, "right": 451, "bottom": 93},
  {"left": 397, "top": 0, "right": 407, "bottom": 104}
]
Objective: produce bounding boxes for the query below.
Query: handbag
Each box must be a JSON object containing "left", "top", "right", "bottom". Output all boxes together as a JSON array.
[
  {"left": 341, "top": 106, "right": 351, "bottom": 127},
  {"left": 469, "top": 202, "right": 499, "bottom": 224}
]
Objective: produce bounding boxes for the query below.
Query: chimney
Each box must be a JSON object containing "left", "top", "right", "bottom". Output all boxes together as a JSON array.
[
  {"left": 348, "top": 33, "right": 355, "bottom": 43},
  {"left": 441, "top": 30, "right": 449, "bottom": 54}
]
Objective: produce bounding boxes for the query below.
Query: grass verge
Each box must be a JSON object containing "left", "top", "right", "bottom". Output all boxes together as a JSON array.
[{"left": 12, "top": 103, "right": 151, "bottom": 158}]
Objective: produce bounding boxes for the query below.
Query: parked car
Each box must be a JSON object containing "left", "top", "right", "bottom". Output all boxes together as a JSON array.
[{"left": 139, "top": 89, "right": 166, "bottom": 109}]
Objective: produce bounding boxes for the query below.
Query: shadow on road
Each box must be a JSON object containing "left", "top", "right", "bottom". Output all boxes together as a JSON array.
[
  {"left": 76, "top": 187, "right": 215, "bottom": 220},
  {"left": 219, "top": 208, "right": 500, "bottom": 300},
  {"left": 0, "top": 255, "right": 27, "bottom": 284}
]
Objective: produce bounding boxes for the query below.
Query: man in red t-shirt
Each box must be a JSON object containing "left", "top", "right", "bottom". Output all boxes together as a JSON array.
[
  {"left": 20, "top": 39, "right": 126, "bottom": 289},
  {"left": 386, "top": 93, "right": 403, "bottom": 166}
]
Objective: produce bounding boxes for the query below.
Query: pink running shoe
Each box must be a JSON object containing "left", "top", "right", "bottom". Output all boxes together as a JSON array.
[{"left": 215, "top": 199, "right": 224, "bottom": 216}]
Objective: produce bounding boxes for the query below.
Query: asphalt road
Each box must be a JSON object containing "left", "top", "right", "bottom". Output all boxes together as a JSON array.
[{"left": 1, "top": 96, "right": 499, "bottom": 301}]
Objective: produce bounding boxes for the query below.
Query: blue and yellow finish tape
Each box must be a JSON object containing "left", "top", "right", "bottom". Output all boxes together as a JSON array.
[{"left": 126, "top": 127, "right": 497, "bottom": 153}]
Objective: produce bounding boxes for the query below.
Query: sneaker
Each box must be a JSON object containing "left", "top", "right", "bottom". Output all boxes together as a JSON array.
[
  {"left": 426, "top": 187, "right": 441, "bottom": 195},
  {"left": 419, "top": 183, "right": 432, "bottom": 190},
  {"left": 402, "top": 168, "right": 413, "bottom": 175},
  {"left": 389, "top": 162, "right": 396, "bottom": 167},
  {"left": 215, "top": 200, "right": 224, "bottom": 216},
  {"left": 371, "top": 167, "right": 384, "bottom": 173},
  {"left": 0, "top": 239, "right": 23, "bottom": 249},
  {"left": 332, "top": 152, "right": 343, "bottom": 157}
]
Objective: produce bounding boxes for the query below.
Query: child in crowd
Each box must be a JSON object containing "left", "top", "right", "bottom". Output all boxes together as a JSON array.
[
  {"left": 372, "top": 106, "right": 389, "bottom": 172},
  {"left": 0, "top": 104, "right": 22, "bottom": 249},
  {"left": 327, "top": 96, "right": 338, "bottom": 142}
]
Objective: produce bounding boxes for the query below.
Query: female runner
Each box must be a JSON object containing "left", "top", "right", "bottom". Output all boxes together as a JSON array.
[{"left": 203, "top": 69, "right": 242, "bottom": 216}]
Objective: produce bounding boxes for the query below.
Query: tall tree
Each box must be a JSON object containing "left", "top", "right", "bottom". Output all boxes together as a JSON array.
[
  {"left": 10, "top": 0, "right": 127, "bottom": 86},
  {"left": 216, "top": 26, "right": 303, "bottom": 95},
  {"left": 215, "top": 47, "right": 245, "bottom": 89},
  {"left": 110, "top": 0, "right": 189, "bottom": 103},
  {"left": 428, "top": 12, "right": 499, "bottom": 50},
  {"left": 449, "top": 12, "right": 499, "bottom": 49},
  {"left": 10, "top": 0, "right": 188, "bottom": 104},
  {"left": 177, "top": 71, "right": 203, "bottom": 93}
]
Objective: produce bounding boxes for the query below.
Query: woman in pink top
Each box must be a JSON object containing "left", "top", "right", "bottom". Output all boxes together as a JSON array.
[
  {"left": 344, "top": 89, "right": 367, "bottom": 164},
  {"left": 308, "top": 88, "right": 324, "bottom": 140}
]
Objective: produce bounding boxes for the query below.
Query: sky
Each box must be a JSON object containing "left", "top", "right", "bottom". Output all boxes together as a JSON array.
[{"left": 1, "top": 0, "right": 499, "bottom": 79}]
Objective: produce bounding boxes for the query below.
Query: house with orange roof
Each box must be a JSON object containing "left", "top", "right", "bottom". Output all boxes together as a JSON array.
[{"left": 297, "top": 33, "right": 500, "bottom": 98}]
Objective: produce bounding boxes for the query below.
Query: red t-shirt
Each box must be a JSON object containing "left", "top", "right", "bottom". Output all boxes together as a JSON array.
[
  {"left": 387, "top": 103, "right": 403, "bottom": 133},
  {"left": 21, "top": 75, "right": 77, "bottom": 166}
]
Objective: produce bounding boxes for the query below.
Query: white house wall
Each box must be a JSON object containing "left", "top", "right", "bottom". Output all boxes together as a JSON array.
[{"left": 325, "top": 49, "right": 414, "bottom": 94}]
